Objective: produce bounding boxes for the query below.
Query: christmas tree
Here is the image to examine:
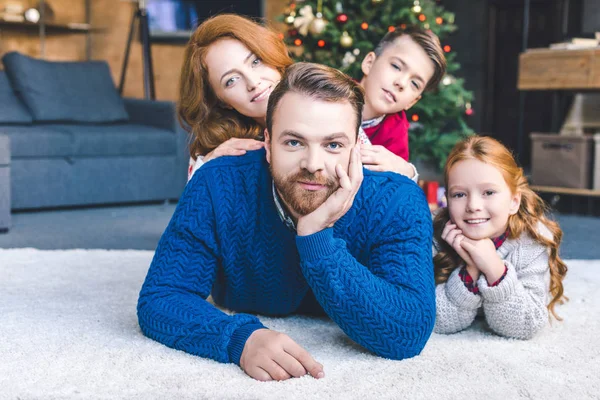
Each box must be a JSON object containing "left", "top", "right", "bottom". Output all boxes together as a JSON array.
[{"left": 279, "top": 0, "right": 474, "bottom": 171}]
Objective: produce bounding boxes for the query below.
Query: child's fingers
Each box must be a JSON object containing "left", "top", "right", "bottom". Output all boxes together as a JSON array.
[{"left": 441, "top": 222, "right": 457, "bottom": 241}]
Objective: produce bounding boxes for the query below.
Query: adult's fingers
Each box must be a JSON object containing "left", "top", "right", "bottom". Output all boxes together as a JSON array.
[
  {"left": 273, "top": 352, "right": 308, "bottom": 378},
  {"left": 284, "top": 341, "right": 324, "bottom": 380},
  {"left": 262, "top": 360, "right": 292, "bottom": 381},
  {"left": 246, "top": 366, "right": 273, "bottom": 382}
]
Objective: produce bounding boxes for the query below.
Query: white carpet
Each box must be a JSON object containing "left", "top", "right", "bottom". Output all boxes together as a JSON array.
[{"left": 1, "top": 249, "right": 599, "bottom": 400}]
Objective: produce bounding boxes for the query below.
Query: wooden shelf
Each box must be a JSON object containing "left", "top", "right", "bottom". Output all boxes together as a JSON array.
[
  {"left": 0, "top": 19, "right": 100, "bottom": 33},
  {"left": 531, "top": 185, "right": 600, "bottom": 197},
  {"left": 518, "top": 48, "right": 600, "bottom": 91}
]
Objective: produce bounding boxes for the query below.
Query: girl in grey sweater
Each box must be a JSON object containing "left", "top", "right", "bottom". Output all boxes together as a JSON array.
[{"left": 433, "top": 136, "right": 567, "bottom": 339}]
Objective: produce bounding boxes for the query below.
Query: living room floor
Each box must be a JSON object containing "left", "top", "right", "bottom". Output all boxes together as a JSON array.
[{"left": 0, "top": 202, "right": 599, "bottom": 259}]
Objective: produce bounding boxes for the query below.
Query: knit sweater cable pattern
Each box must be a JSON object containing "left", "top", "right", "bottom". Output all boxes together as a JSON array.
[
  {"left": 434, "top": 222, "right": 553, "bottom": 339},
  {"left": 138, "top": 149, "right": 436, "bottom": 365}
]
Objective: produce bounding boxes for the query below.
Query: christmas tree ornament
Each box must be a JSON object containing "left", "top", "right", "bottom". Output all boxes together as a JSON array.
[
  {"left": 436, "top": 17, "right": 443, "bottom": 24},
  {"left": 308, "top": 1, "right": 327, "bottom": 36},
  {"left": 310, "top": 13, "right": 328, "bottom": 35},
  {"left": 293, "top": 5, "right": 315, "bottom": 36},
  {"left": 443, "top": 45, "right": 451, "bottom": 52},
  {"left": 371, "top": 0, "right": 384, "bottom": 4},
  {"left": 335, "top": 1, "right": 344, "bottom": 13},
  {"left": 361, "top": 22, "right": 369, "bottom": 30},
  {"left": 294, "top": 38, "right": 303, "bottom": 46},
  {"left": 352, "top": 48, "right": 360, "bottom": 56},
  {"left": 317, "top": 39, "right": 326, "bottom": 48},
  {"left": 388, "top": 26, "right": 396, "bottom": 32},
  {"left": 340, "top": 31, "right": 353, "bottom": 48},
  {"left": 285, "top": 11, "right": 296, "bottom": 25},
  {"left": 424, "top": 23, "right": 430, "bottom": 29},
  {"left": 336, "top": 13, "right": 348, "bottom": 23},
  {"left": 442, "top": 75, "right": 455, "bottom": 86},
  {"left": 418, "top": 14, "right": 426, "bottom": 22},
  {"left": 342, "top": 51, "right": 357, "bottom": 68}
]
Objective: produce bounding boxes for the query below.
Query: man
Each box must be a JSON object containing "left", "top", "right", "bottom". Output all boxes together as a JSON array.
[{"left": 137, "top": 63, "right": 435, "bottom": 382}]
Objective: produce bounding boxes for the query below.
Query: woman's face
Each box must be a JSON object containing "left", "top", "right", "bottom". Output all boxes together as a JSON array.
[{"left": 205, "top": 38, "right": 282, "bottom": 125}]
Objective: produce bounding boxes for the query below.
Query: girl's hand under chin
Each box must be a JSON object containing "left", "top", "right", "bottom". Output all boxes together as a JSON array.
[{"left": 460, "top": 238, "right": 506, "bottom": 284}]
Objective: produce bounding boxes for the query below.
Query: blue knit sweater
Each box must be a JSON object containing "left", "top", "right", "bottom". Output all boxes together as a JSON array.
[{"left": 137, "top": 149, "right": 435, "bottom": 365}]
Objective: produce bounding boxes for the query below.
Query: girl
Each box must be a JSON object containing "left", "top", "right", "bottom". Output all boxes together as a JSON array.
[
  {"left": 179, "top": 14, "right": 414, "bottom": 181},
  {"left": 433, "top": 136, "right": 567, "bottom": 339}
]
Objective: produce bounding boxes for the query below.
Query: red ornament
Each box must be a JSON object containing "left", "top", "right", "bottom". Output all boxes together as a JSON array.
[
  {"left": 443, "top": 45, "right": 451, "bottom": 52},
  {"left": 317, "top": 39, "right": 326, "bottom": 47},
  {"left": 465, "top": 108, "right": 474, "bottom": 116},
  {"left": 388, "top": 26, "right": 395, "bottom": 32},
  {"left": 336, "top": 13, "right": 348, "bottom": 23},
  {"left": 294, "top": 38, "right": 303, "bottom": 46}
]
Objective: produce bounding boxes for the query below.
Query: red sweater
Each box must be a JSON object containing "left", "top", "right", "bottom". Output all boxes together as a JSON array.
[{"left": 363, "top": 111, "right": 410, "bottom": 161}]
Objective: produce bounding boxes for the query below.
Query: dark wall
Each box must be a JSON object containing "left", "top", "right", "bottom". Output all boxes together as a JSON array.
[
  {"left": 442, "top": 0, "right": 488, "bottom": 135},
  {"left": 582, "top": 0, "right": 600, "bottom": 33}
]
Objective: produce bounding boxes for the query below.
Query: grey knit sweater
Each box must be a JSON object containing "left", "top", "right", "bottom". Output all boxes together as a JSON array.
[{"left": 434, "top": 223, "right": 553, "bottom": 339}]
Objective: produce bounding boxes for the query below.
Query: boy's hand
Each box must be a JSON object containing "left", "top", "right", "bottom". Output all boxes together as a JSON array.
[
  {"left": 204, "top": 138, "right": 264, "bottom": 163},
  {"left": 296, "top": 145, "right": 363, "bottom": 236},
  {"left": 360, "top": 145, "right": 414, "bottom": 178},
  {"left": 240, "top": 329, "right": 325, "bottom": 381}
]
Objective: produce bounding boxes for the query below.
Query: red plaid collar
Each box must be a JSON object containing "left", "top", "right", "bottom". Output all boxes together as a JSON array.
[{"left": 492, "top": 229, "right": 510, "bottom": 249}]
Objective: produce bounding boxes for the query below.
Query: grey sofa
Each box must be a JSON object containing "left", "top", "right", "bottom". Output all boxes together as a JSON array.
[{"left": 0, "top": 52, "right": 188, "bottom": 210}]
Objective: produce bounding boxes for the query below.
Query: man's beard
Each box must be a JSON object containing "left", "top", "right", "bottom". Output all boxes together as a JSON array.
[{"left": 271, "top": 166, "right": 338, "bottom": 216}]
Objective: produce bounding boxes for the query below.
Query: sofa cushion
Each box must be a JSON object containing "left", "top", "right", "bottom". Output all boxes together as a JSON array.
[
  {"left": 51, "top": 124, "right": 176, "bottom": 157},
  {"left": 0, "top": 71, "right": 33, "bottom": 124},
  {"left": 0, "top": 125, "right": 74, "bottom": 158},
  {"left": 2, "top": 52, "right": 129, "bottom": 123}
]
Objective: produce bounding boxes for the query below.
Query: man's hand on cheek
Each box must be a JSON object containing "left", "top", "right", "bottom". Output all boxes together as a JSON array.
[
  {"left": 361, "top": 145, "right": 414, "bottom": 178},
  {"left": 296, "top": 145, "right": 363, "bottom": 236},
  {"left": 240, "top": 329, "right": 325, "bottom": 381}
]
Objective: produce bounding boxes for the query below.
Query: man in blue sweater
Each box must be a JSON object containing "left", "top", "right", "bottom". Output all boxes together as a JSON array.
[{"left": 138, "top": 63, "right": 435, "bottom": 382}]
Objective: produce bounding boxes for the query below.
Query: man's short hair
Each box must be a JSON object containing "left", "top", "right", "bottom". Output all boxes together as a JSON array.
[
  {"left": 266, "top": 62, "right": 365, "bottom": 137},
  {"left": 373, "top": 26, "right": 446, "bottom": 92}
]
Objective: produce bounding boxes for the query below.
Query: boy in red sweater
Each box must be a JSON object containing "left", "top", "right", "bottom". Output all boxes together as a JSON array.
[{"left": 359, "top": 26, "right": 447, "bottom": 181}]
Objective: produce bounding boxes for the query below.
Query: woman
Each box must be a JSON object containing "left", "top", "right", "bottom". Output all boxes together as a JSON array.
[{"left": 178, "top": 14, "right": 292, "bottom": 178}]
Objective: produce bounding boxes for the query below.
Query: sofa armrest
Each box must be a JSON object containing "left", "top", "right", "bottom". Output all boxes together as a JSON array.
[
  {"left": 123, "top": 97, "right": 178, "bottom": 132},
  {"left": 123, "top": 97, "right": 190, "bottom": 194}
]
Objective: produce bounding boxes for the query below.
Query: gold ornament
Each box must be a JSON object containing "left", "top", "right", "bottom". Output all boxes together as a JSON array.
[
  {"left": 309, "top": 13, "right": 327, "bottom": 35},
  {"left": 340, "top": 31, "right": 353, "bottom": 48}
]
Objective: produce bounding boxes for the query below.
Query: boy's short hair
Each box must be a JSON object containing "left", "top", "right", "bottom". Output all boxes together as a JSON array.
[{"left": 373, "top": 26, "right": 447, "bottom": 92}]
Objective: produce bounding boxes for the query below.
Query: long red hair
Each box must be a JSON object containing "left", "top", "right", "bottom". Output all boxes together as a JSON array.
[
  {"left": 178, "top": 14, "right": 293, "bottom": 158},
  {"left": 433, "top": 136, "right": 568, "bottom": 320}
]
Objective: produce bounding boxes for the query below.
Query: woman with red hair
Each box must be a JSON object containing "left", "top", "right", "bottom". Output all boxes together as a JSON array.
[{"left": 178, "top": 14, "right": 293, "bottom": 178}]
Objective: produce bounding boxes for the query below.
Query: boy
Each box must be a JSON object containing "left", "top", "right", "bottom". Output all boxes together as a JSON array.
[{"left": 359, "top": 26, "right": 447, "bottom": 180}]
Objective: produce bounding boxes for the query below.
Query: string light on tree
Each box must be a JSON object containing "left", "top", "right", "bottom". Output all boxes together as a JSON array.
[
  {"left": 418, "top": 14, "right": 426, "bottom": 22},
  {"left": 361, "top": 22, "right": 369, "bottom": 30},
  {"left": 412, "top": 0, "right": 422, "bottom": 13},
  {"left": 388, "top": 25, "right": 395, "bottom": 32},
  {"left": 443, "top": 45, "right": 451, "bottom": 52},
  {"left": 411, "top": 114, "right": 420, "bottom": 122},
  {"left": 285, "top": 11, "right": 296, "bottom": 25},
  {"left": 317, "top": 39, "right": 326, "bottom": 47},
  {"left": 294, "top": 38, "right": 303, "bottom": 46},
  {"left": 436, "top": 17, "right": 443, "bottom": 24}
]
